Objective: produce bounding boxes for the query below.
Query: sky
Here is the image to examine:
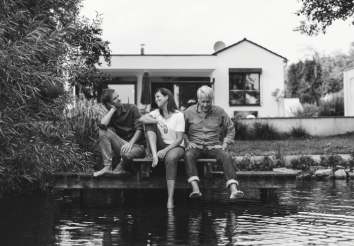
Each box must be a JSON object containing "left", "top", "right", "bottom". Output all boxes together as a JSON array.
[{"left": 81, "top": 0, "right": 353, "bottom": 64}]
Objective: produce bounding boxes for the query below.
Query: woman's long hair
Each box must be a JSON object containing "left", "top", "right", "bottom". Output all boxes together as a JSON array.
[{"left": 154, "top": 88, "right": 179, "bottom": 116}]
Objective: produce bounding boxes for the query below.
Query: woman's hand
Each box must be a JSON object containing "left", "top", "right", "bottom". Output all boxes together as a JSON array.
[{"left": 157, "top": 148, "right": 168, "bottom": 159}]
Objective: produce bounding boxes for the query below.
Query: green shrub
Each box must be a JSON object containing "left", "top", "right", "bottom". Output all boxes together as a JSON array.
[
  {"left": 235, "top": 154, "right": 257, "bottom": 171},
  {"left": 251, "top": 121, "right": 280, "bottom": 140},
  {"left": 291, "top": 103, "right": 319, "bottom": 117},
  {"left": 320, "top": 153, "right": 346, "bottom": 168},
  {"left": 234, "top": 154, "right": 274, "bottom": 171},
  {"left": 0, "top": 96, "right": 106, "bottom": 195},
  {"left": 290, "top": 154, "right": 316, "bottom": 171},
  {"left": 258, "top": 155, "right": 274, "bottom": 171},
  {"left": 273, "top": 143, "right": 286, "bottom": 168},
  {"left": 348, "top": 151, "right": 354, "bottom": 169},
  {"left": 290, "top": 126, "right": 310, "bottom": 139}
]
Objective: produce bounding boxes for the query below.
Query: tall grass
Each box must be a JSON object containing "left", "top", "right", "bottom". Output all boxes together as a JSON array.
[
  {"left": 0, "top": 96, "right": 107, "bottom": 195},
  {"left": 251, "top": 121, "right": 280, "bottom": 140},
  {"left": 234, "top": 116, "right": 250, "bottom": 140},
  {"left": 290, "top": 126, "right": 310, "bottom": 139}
]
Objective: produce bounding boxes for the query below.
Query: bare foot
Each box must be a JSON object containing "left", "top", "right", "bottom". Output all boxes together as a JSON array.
[
  {"left": 152, "top": 154, "right": 158, "bottom": 167},
  {"left": 230, "top": 190, "right": 244, "bottom": 200},
  {"left": 167, "top": 199, "right": 174, "bottom": 208},
  {"left": 112, "top": 164, "right": 124, "bottom": 174},
  {"left": 93, "top": 166, "right": 112, "bottom": 177}
]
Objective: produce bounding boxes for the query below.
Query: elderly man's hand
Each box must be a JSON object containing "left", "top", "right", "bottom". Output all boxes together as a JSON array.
[
  {"left": 207, "top": 145, "right": 227, "bottom": 151},
  {"left": 186, "top": 142, "right": 197, "bottom": 150}
]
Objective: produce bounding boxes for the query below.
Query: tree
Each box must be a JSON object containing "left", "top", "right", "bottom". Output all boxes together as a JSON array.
[
  {"left": 286, "top": 61, "right": 304, "bottom": 97},
  {"left": 299, "top": 59, "right": 322, "bottom": 105},
  {"left": 285, "top": 57, "right": 322, "bottom": 105},
  {"left": 0, "top": 0, "right": 110, "bottom": 194},
  {"left": 295, "top": 0, "right": 354, "bottom": 36}
]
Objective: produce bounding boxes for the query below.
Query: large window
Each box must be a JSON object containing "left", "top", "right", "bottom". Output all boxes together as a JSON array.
[
  {"left": 229, "top": 69, "right": 261, "bottom": 106},
  {"left": 150, "top": 77, "right": 211, "bottom": 110},
  {"left": 97, "top": 77, "right": 137, "bottom": 104}
]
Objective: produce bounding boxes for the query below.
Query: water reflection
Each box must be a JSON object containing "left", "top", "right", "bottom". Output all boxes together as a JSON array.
[{"left": 1, "top": 180, "right": 354, "bottom": 245}]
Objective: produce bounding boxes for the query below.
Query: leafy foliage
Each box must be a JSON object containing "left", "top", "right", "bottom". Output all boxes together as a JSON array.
[
  {"left": 295, "top": 0, "right": 354, "bottom": 36},
  {"left": 290, "top": 154, "right": 316, "bottom": 172},
  {"left": 320, "top": 153, "right": 346, "bottom": 169},
  {"left": 0, "top": 0, "right": 110, "bottom": 194},
  {"left": 234, "top": 154, "right": 274, "bottom": 171}
]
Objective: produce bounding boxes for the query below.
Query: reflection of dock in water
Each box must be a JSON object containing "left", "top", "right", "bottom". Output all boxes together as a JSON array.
[{"left": 53, "top": 158, "right": 297, "bottom": 204}]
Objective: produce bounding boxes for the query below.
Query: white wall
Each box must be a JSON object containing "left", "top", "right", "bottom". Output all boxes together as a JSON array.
[
  {"left": 212, "top": 41, "right": 285, "bottom": 118},
  {"left": 98, "top": 41, "right": 286, "bottom": 117},
  {"left": 344, "top": 68, "right": 354, "bottom": 116},
  {"left": 283, "top": 98, "right": 303, "bottom": 117}
]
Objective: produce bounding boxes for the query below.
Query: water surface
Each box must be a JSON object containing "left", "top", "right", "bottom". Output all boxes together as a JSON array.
[{"left": 1, "top": 180, "right": 354, "bottom": 245}]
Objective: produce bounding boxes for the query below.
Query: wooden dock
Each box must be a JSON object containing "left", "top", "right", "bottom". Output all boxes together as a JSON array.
[{"left": 52, "top": 158, "right": 297, "bottom": 204}]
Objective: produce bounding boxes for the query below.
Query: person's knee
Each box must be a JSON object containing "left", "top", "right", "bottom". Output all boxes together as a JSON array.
[
  {"left": 121, "top": 152, "right": 133, "bottom": 160},
  {"left": 165, "top": 155, "right": 179, "bottom": 166},
  {"left": 184, "top": 150, "right": 195, "bottom": 160},
  {"left": 145, "top": 124, "right": 156, "bottom": 133},
  {"left": 99, "top": 129, "right": 108, "bottom": 141}
]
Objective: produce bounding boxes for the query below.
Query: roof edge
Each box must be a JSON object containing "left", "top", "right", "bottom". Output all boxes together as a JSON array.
[
  {"left": 212, "top": 38, "right": 288, "bottom": 61},
  {"left": 109, "top": 54, "right": 216, "bottom": 56}
]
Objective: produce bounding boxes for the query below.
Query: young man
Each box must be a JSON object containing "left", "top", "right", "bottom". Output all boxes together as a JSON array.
[
  {"left": 183, "top": 85, "right": 244, "bottom": 199},
  {"left": 93, "top": 89, "right": 146, "bottom": 177}
]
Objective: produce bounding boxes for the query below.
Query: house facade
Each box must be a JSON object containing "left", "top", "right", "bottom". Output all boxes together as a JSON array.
[{"left": 98, "top": 38, "right": 287, "bottom": 118}]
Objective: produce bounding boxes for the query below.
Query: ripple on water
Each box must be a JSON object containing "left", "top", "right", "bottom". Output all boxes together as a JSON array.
[{"left": 1, "top": 180, "right": 354, "bottom": 245}]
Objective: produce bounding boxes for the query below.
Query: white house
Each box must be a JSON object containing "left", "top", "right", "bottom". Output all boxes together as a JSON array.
[
  {"left": 98, "top": 38, "right": 288, "bottom": 118},
  {"left": 343, "top": 67, "right": 354, "bottom": 116}
]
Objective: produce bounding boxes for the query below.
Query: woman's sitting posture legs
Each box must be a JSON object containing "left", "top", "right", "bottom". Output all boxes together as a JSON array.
[{"left": 145, "top": 124, "right": 184, "bottom": 208}]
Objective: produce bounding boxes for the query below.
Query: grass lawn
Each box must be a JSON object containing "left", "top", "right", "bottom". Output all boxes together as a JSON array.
[{"left": 228, "top": 133, "right": 354, "bottom": 156}]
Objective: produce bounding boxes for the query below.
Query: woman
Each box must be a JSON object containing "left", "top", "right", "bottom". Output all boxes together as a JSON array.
[{"left": 139, "top": 88, "right": 185, "bottom": 209}]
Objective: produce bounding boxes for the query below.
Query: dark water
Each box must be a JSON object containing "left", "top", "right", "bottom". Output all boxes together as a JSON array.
[{"left": 1, "top": 180, "right": 354, "bottom": 245}]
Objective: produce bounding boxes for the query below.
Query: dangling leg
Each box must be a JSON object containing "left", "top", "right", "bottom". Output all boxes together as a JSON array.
[
  {"left": 184, "top": 147, "right": 202, "bottom": 198},
  {"left": 207, "top": 148, "right": 244, "bottom": 199},
  {"left": 145, "top": 124, "right": 165, "bottom": 167},
  {"left": 165, "top": 146, "right": 184, "bottom": 208},
  {"left": 167, "top": 180, "right": 175, "bottom": 208}
]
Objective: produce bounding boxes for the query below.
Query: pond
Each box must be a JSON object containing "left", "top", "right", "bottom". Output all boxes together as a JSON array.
[{"left": 1, "top": 180, "right": 354, "bottom": 245}]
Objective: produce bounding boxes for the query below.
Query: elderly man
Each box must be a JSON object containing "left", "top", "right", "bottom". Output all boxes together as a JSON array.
[
  {"left": 183, "top": 85, "right": 244, "bottom": 199},
  {"left": 93, "top": 89, "right": 146, "bottom": 177}
]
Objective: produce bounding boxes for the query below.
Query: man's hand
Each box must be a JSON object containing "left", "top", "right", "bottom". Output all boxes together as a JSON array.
[
  {"left": 157, "top": 148, "right": 168, "bottom": 159},
  {"left": 207, "top": 144, "right": 227, "bottom": 151},
  {"left": 186, "top": 142, "right": 198, "bottom": 150},
  {"left": 121, "top": 143, "right": 133, "bottom": 153},
  {"left": 106, "top": 103, "right": 117, "bottom": 112}
]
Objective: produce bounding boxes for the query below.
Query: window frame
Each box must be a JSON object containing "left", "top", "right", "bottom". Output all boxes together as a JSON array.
[
  {"left": 98, "top": 77, "right": 137, "bottom": 104},
  {"left": 229, "top": 68, "right": 262, "bottom": 106}
]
